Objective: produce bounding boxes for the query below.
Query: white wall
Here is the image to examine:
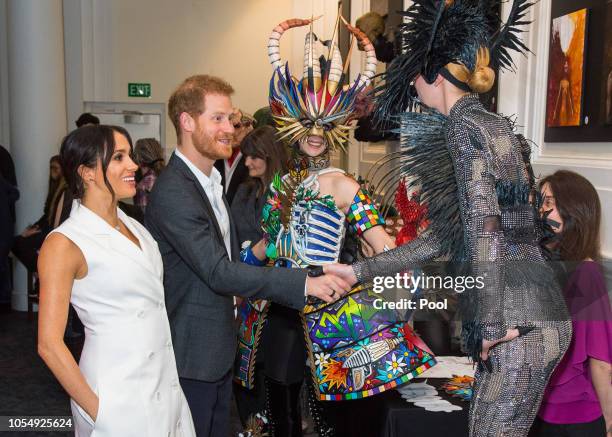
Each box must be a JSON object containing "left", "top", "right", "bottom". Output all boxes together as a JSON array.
[
  {"left": 61, "top": 0, "right": 352, "bottom": 154},
  {"left": 498, "top": 0, "right": 612, "bottom": 257},
  {"left": 73, "top": 0, "right": 299, "bottom": 149}
]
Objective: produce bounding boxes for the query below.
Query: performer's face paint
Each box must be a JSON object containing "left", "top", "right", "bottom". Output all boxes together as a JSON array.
[
  {"left": 298, "top": 134, "right": 328, "bottom": 158},
  {"left": 540, "top": 182, "right": 563, "bottom": 233},
  {"left": 244, "top": 155, "right": 267, "bottom": 179},
  {"left": 191, "top": 94, "right": 235, "bottom": 160}
]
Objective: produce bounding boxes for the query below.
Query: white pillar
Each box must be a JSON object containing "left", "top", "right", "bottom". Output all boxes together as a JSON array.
[{"left": 7, "top": 0, "right": 67, "bottom": 310}]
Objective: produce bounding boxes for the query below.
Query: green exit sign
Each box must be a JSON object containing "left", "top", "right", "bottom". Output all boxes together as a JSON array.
[{"left": 128, "top": 83, "right": 151, "bottom": 98}]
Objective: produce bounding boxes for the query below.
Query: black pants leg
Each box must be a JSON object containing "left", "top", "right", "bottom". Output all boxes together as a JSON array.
[
  {"left": 180, "top": 372, "right": 232, "bottom": 437},
  {"left": 266, "top": 376, "right": 303, "bottom": 437},
  {"left": 233, "top": 370, "right": 267, "bottom": 426}
]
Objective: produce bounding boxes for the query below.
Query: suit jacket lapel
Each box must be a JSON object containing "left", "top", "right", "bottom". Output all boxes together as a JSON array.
[
  {"left": 223, "top": 193, "right": 239, "bottom": 260},
  {"left": 227, "top": 155, "right": 247, "bottom": 202},
  {"left": 169, "top": 154, "right": 227, "bottom": 254}
]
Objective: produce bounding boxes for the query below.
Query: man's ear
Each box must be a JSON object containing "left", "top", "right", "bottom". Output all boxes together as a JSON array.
[{"left": 179, "top": 112, "right": 196, "bottom": 134}]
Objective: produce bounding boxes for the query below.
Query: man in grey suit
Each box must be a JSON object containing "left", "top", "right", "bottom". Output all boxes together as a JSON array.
[{"left": 145, "top": 74, "right": 349, "bottom": 437}]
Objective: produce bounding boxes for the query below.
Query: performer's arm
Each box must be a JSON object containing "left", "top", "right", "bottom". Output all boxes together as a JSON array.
[
  {"left": 325, "top": 168, "right": 443, "bottom": 284},
  {"left": 339, "top": 179, "right": 397, "bottom": 255},
  {"left": 349, "top": 231, "right": 443, "bottom": 283},
  {"left": 362, "top": 225, "right": 396, "bottom": 254}
]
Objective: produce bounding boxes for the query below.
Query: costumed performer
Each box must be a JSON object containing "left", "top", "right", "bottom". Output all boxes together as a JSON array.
[
  {"left": 235, "top": 14, "right": 437, "bottom": 437},
  {"left": 325, "top": 1, "right": 572, "bottom": 436}
]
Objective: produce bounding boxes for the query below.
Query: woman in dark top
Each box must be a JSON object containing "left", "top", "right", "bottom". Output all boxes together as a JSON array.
[
  {"left": 534, "top": 170, "right": 611, "bottom": 437},
  {"left": 12, "top": 155, "right": 67, "bottom": 271},
  {"left": 230, "top": 125, "right": 288, "bottom": 247}
]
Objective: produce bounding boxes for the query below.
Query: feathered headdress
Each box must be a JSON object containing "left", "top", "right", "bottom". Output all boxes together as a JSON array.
[
  {"left": 267, "top": 14, "right": 378, "bottom": 151},
  {"left": 375, "top": 0, "right": 533, "bottom": 123}
]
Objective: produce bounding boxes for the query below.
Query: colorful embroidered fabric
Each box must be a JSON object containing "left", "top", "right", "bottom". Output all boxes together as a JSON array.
[
  {"left": 235, "top": 172, "right": 437, "bottom": 399},
  {"left": 304, "top": 285, "right": 436, "bottom": 400},
  {"left": 346, "top": 189, "right": 385, "bottom": 236},
  {"left": 235, "top": 298, "right": 268, "bottom": 389}
]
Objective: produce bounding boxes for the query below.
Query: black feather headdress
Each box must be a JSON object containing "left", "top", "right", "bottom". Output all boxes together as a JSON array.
[{"left": 374, "top": 0, "right": 533, "bottom": 125}]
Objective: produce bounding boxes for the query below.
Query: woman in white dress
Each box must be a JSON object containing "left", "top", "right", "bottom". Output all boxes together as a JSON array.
[{"left": 37, "top": 125, "right": 196, "bottom": 437}]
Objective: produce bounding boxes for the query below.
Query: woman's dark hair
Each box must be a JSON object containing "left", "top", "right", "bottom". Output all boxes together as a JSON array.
[
  {"left": 60, "top": 124, "right": 133, "bottom": 200},
  {"left": 240, "top": 125, "right": 288, "bottom": 195},
  {"left": 539, "top": 170, "right": 601, "bottom": 262},
  {"left": 48, "top": 155, "right": 62, "bottom": 189},
  {"left": 134, "top": 138, "right": 165, "bottom": 176},
  {"left": 44, "top": 155, "right": 63, "bottom": 221}
]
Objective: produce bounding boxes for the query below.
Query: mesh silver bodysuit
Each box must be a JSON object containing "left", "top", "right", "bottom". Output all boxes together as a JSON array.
[{"left": 353, "top": 95, "right": 571, "bottom": 436}]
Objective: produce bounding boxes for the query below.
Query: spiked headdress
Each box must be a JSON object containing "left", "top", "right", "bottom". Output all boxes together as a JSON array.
[
  {"left": 267, "top": 15, "right": 378, "bottom": 152},
  {"left": 375, "top": 0, "right": 533, "bottom": 122}
]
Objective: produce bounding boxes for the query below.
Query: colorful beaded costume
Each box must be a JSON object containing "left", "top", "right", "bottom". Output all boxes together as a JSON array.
[{"left": 235, "top": 168, "right": 436, "bottom": 400}]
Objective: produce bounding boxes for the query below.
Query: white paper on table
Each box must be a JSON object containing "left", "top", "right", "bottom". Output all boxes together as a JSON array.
[
  {"left": 396, "top": 381, "right": 463, "bottom": 412},
  {"left": 415, "top": 355, "right": 475, "bottom": 379}
]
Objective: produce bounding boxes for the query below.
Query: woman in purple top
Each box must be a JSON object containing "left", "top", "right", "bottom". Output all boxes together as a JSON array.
[{"left": 533, "top": 170, "right": 612, "bottom": 437}]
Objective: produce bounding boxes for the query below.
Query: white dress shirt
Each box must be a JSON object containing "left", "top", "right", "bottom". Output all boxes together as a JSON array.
[{"left": 174, "top": 149, "right": 232, "bottom": 260}]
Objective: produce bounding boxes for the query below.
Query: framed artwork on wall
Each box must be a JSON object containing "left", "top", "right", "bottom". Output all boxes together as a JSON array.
[
  {"left": 602, "top": 0, "right": 612, "bottom": 124},
  {"left": 545, "top": 8, "right": 587, "bottom": 127},
  {"left": 544, "top": 0, "right": 612, "bottom": 142}
]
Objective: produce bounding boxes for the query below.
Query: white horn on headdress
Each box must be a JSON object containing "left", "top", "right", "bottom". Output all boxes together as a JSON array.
[
  {"left": 340, "top": 16, "right": 377, "bottom": 89},
  {"left": 326, "top": 42, "right": 343, "bottom": 95},
  {"left": 303, "top": 31, "right": 322, "bottom": 92},
  {"left": 268, "top": 17, "right": 321, "bottom": 71}
]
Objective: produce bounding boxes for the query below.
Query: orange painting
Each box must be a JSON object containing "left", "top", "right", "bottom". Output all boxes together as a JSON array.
[{"left": 546, "top": 8, "right": 587, "bottom": 127}]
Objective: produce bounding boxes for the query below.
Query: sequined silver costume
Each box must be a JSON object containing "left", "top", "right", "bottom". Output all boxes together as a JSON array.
[{"left": 353, "top": 95, "right": 571, "bottom": 436}]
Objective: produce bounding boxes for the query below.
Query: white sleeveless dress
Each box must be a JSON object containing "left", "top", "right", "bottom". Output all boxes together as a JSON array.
[{"left": 51, "top": 201, "right": 195, "bottom": 437}]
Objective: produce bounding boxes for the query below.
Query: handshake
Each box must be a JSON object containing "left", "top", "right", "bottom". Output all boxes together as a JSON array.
[
  {"left": 246, "top": 239, "right": 359, "bottom": 304},
  {"left": 304, "top": 263, "right": 358, "bottom": 304}
]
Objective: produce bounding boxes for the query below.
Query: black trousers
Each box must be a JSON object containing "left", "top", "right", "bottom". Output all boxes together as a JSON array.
[
  {"left": 530, "top": 416, "right": 606, "bottom": 437},
  {"left": 12, "top": 232, "right": 46, "bottom": 272},
  {"left": 180, "top": 372, "right": 232, "bottom": 437}
]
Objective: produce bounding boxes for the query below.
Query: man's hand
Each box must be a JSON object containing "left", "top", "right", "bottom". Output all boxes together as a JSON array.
[
  {"left": 305, "top": 274, "right": 351, "bottom": 303},
  {"left": 323, "top": 263, "right": 357, "bottom": 287}
]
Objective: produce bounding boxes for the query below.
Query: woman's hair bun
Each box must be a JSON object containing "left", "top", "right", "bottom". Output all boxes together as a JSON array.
[{"left": 468, "top": 65, "right": 495, "bottom": 93}]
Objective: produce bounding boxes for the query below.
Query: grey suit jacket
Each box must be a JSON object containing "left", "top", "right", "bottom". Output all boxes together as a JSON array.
[{"left": 145, "top": 154, "right": 307, "bottom": 382}]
